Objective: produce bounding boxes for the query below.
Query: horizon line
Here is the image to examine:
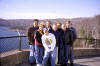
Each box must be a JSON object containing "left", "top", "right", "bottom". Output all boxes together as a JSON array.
[{"left": 0, "top": 15, "right": 97, "bottom": 20}]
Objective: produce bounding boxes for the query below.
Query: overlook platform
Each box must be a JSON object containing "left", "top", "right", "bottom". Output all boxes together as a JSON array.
[
  {"left": 0, "top": 36, "right": 100, "bottom": 66},
  {"left": 1, "top": 48, "right": 100, "bottom": 66},
  {"left": 18, "top": 56, "right": 100, "bottom": 66}
]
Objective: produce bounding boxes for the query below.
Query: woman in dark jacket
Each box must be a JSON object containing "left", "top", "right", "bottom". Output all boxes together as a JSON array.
[{"left": 35, "top": 22, "right": 44, "bottom": 66}]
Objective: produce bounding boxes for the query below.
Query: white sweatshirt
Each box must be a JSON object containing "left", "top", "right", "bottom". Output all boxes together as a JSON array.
[{"left": 42, "top": 33, "right": 56, "bottom": 52}]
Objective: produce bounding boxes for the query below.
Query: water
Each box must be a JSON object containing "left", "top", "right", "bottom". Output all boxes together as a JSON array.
[{"left": 0, "top": 26, "right": 29, "bottom": 53}]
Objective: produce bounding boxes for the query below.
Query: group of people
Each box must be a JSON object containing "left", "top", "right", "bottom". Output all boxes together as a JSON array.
[{"left": 27, "top": 19, "right": 77, "bottom": 66}]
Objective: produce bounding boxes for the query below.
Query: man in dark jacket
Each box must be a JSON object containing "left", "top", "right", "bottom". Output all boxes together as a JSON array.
[
  {"left": 56, "top": 23, "right": 64, "bottom": 64},
  {"left": 27, "top": 19, "right": 39, "bottom": 65},
  {"left": 61, "top": 24, "right": 67, "bottom": 66},
  {"left": 63, "top": 20, "right": 76, "bottom": 66}
]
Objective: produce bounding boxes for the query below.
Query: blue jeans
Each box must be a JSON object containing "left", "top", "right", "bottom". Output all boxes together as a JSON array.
[
  {"left": 43, "top": 47, "right": 57, "bottom": 66},
  {"left": 35, "top": 45, "right": 44, "bottom": 64},
  {"left": 64, "top": 45, "right": 74, "bottom": 64},
  {"left": 29, "top": 45, "right": 36, "bottom": 64},
  {"left": 58, "top": 47, "right": 64, "bottom": 64}
]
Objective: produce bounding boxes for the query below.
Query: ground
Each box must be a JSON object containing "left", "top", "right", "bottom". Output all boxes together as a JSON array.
[{"left": 17, "top": 56, "right": 100, "bottom": 66}]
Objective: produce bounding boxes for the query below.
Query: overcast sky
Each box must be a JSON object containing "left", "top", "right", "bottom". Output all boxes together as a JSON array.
[{"left": 0, "top": 0, "right": 100, "bottom": 19}]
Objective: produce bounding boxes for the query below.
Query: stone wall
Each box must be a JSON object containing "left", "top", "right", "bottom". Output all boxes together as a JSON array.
[
  {"left": 0, "top": 50, "right": 29, "bottom": 66},
  {"left": 0, "top": 48, "right": 100, "bottom": 66},
  {"left": 74, "top": 48, "right": 100, "bottom": 58}
]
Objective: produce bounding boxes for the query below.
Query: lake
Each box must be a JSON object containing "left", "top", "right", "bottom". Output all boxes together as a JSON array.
[{"left": 0, "top": 26, "right": 29, "bottom": 53}]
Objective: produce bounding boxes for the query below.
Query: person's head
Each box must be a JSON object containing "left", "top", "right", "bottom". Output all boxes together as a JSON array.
[
  {"left": 39, "top": 22, "right": 44, "bottom": 31},
  {"left": 46, "top": 21, "right": 51, "bottom": 28},
  {"left": 43, "top": 28, "right": 49, "bottom": 35},
  {"left": 66, "top": 20, "right": 72, "bottom": 28},
  {"left": 33, "top": 19, "right": 39, "bottom": 27},
  {"left": 57, "top": 23, "right": 61, "bottom": 29},
  {"left": 52, "top": 24, "right": 57, "bottom": 31},
  {"left": 61, "top": 24, "right": 66, "bottom": 31}
]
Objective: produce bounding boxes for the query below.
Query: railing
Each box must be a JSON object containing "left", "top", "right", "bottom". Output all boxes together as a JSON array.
[
  {"left": 0, "top": 36, "right": 100, "bottom": 53},
  {"left": 74, "top": 38, "right": 100, "bottom": 48},
  {"left": 0, "top": 36, "right": 29, "bottom": 53}
]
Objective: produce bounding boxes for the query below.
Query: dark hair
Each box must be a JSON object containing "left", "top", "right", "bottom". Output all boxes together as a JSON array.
[
  {"left": 33, "top": 19, "right": 39, "bottom": 22},
  {"left": 66, "top": 20, "right": 72, "bottom": 25}
]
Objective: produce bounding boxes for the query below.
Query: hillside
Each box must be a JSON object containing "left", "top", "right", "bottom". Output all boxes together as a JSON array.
[{"left": 0, "top": 15, "right": 100, "bottom": 39}]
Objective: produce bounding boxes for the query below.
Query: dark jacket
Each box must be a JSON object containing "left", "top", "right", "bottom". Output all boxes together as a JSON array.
[
  {"left": 52, "top": 29, "right": 64, "bottom": 48},
  {"left": 46, "top": 26, "right": 53, "bottom": 33},
  {"left": 27, "top": 26, "right": 38, "bottom": 45},
  {"left": 62, "top": 30, "right": 66, "bottom": 45},
  {"left": 64, "top": 28, "right": 74, "bottom": 46},
  {"left": 57, "top": 29, "right": 64, "bottom": 48},
  {"left": 35, "top": 29, "right": 44, "bottom": 47},
  {"left": 71, "top": 27, "right": 77, "bottom": 42}
]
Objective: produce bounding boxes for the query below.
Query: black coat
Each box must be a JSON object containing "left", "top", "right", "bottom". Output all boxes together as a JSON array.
[
  {"left": 71, "top": 27, "right": 77, "bottom": 42},
  {"left": 46, "top": 26, "right": 53, "bottom": 33},
  {"left": 52, "top": 29, "right": 64, "bottom": 48},
  {"left": 64, "top": 28, "right": 74, "bottom": 46},
  {"left": 27, "top": 26, "right": 38, "bottom": 45},
  {"left": 35, "top": 30, "right": 43, "bottom": 44}
]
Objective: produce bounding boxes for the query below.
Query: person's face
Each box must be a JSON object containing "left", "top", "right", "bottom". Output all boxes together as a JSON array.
[
  {"left": 33, "top": 21, "right": 38, "bottom": 27},
  {"left": 66, "top": 23, "right": 71, "bottom": 28},
  {"left": 45, "top": 30, "right": 49, "bottom": 35},
  {"left": 53, "top": 25, "right": 57, "bottom": 31},
  {"left": 46, "top": 21, "right": 50, "bottom": 27},
  {"left": 39, "top": 26, "right": 43, "bottom": 31},
  {"left": 57, "top": 23, "right": 61, "bottom": 29},
  {"left": 62, "top": 24, "right": 66, "bottom": 31}
]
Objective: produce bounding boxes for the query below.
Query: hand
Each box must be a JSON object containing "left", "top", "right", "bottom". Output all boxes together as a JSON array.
[{"left": 46, "top": 49, "right": 51, "bottom": 52}]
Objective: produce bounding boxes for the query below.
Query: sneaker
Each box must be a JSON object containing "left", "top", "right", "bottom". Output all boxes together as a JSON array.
[{"left": 37, "top": 64, "right": 42, "bottom": 66}]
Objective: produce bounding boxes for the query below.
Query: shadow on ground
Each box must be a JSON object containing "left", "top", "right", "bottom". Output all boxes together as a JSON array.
[{"left": 17, "top": 63, "right": 89, "bottom": 66}]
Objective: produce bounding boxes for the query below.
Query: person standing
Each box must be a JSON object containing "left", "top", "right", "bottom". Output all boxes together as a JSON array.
[
  {"left": 45, "top": 21, "right": 53, "bottom": 66},
  {"left": 64, "top": 20, "right": 76, "bottom": 66},
  {"left": 42, "top": 28, "right": 56, "bottom": 66},
  {"left": 35, "top": 22, "right": 44, "bottom": 66},
  {"left": 45, "top": 21, "right": 53, "bottom": 33},
  {"left": 56, "top": 23, "right": 64, "bottom": 64},
  {"left": 67, "top": 21, "right": 77, "bottom": 43},
  {"left": 61, "top": 24, "right": 67, "bottom": 66},
  {"left": 27, "top": 19, "right": 39, "bottom": 65},
  {"left": 51, "top": 24, "right": 60, "bottom": 64}
]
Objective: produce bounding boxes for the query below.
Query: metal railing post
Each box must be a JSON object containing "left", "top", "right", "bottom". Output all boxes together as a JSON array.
[
  {"left": 19, "top": 36, "right": 21, "bottom": 51},
  {"left": 17, "top": 30, "right": 22, "bottom": 51},
  {"left": 96, "top": 39, "right": 97, "bottom": 48}
]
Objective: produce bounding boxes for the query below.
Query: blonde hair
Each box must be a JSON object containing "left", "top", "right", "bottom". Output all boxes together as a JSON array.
[{"left": 39, "top": 22, "right": 45, "bottom": 27}]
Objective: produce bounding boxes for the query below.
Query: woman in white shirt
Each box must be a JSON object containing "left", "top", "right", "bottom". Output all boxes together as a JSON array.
[{"left": 42, "top": 28, "right": 57, "bottom": 66}]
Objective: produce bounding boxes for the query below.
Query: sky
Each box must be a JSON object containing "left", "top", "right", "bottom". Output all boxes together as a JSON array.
[{"left": 0, "top": 0, "right": 100, "bottom": 19}]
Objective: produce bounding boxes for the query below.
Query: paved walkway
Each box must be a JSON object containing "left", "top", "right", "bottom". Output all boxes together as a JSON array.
[{"left": 17, "top": 56, "right": 100, "bottom": 66}]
